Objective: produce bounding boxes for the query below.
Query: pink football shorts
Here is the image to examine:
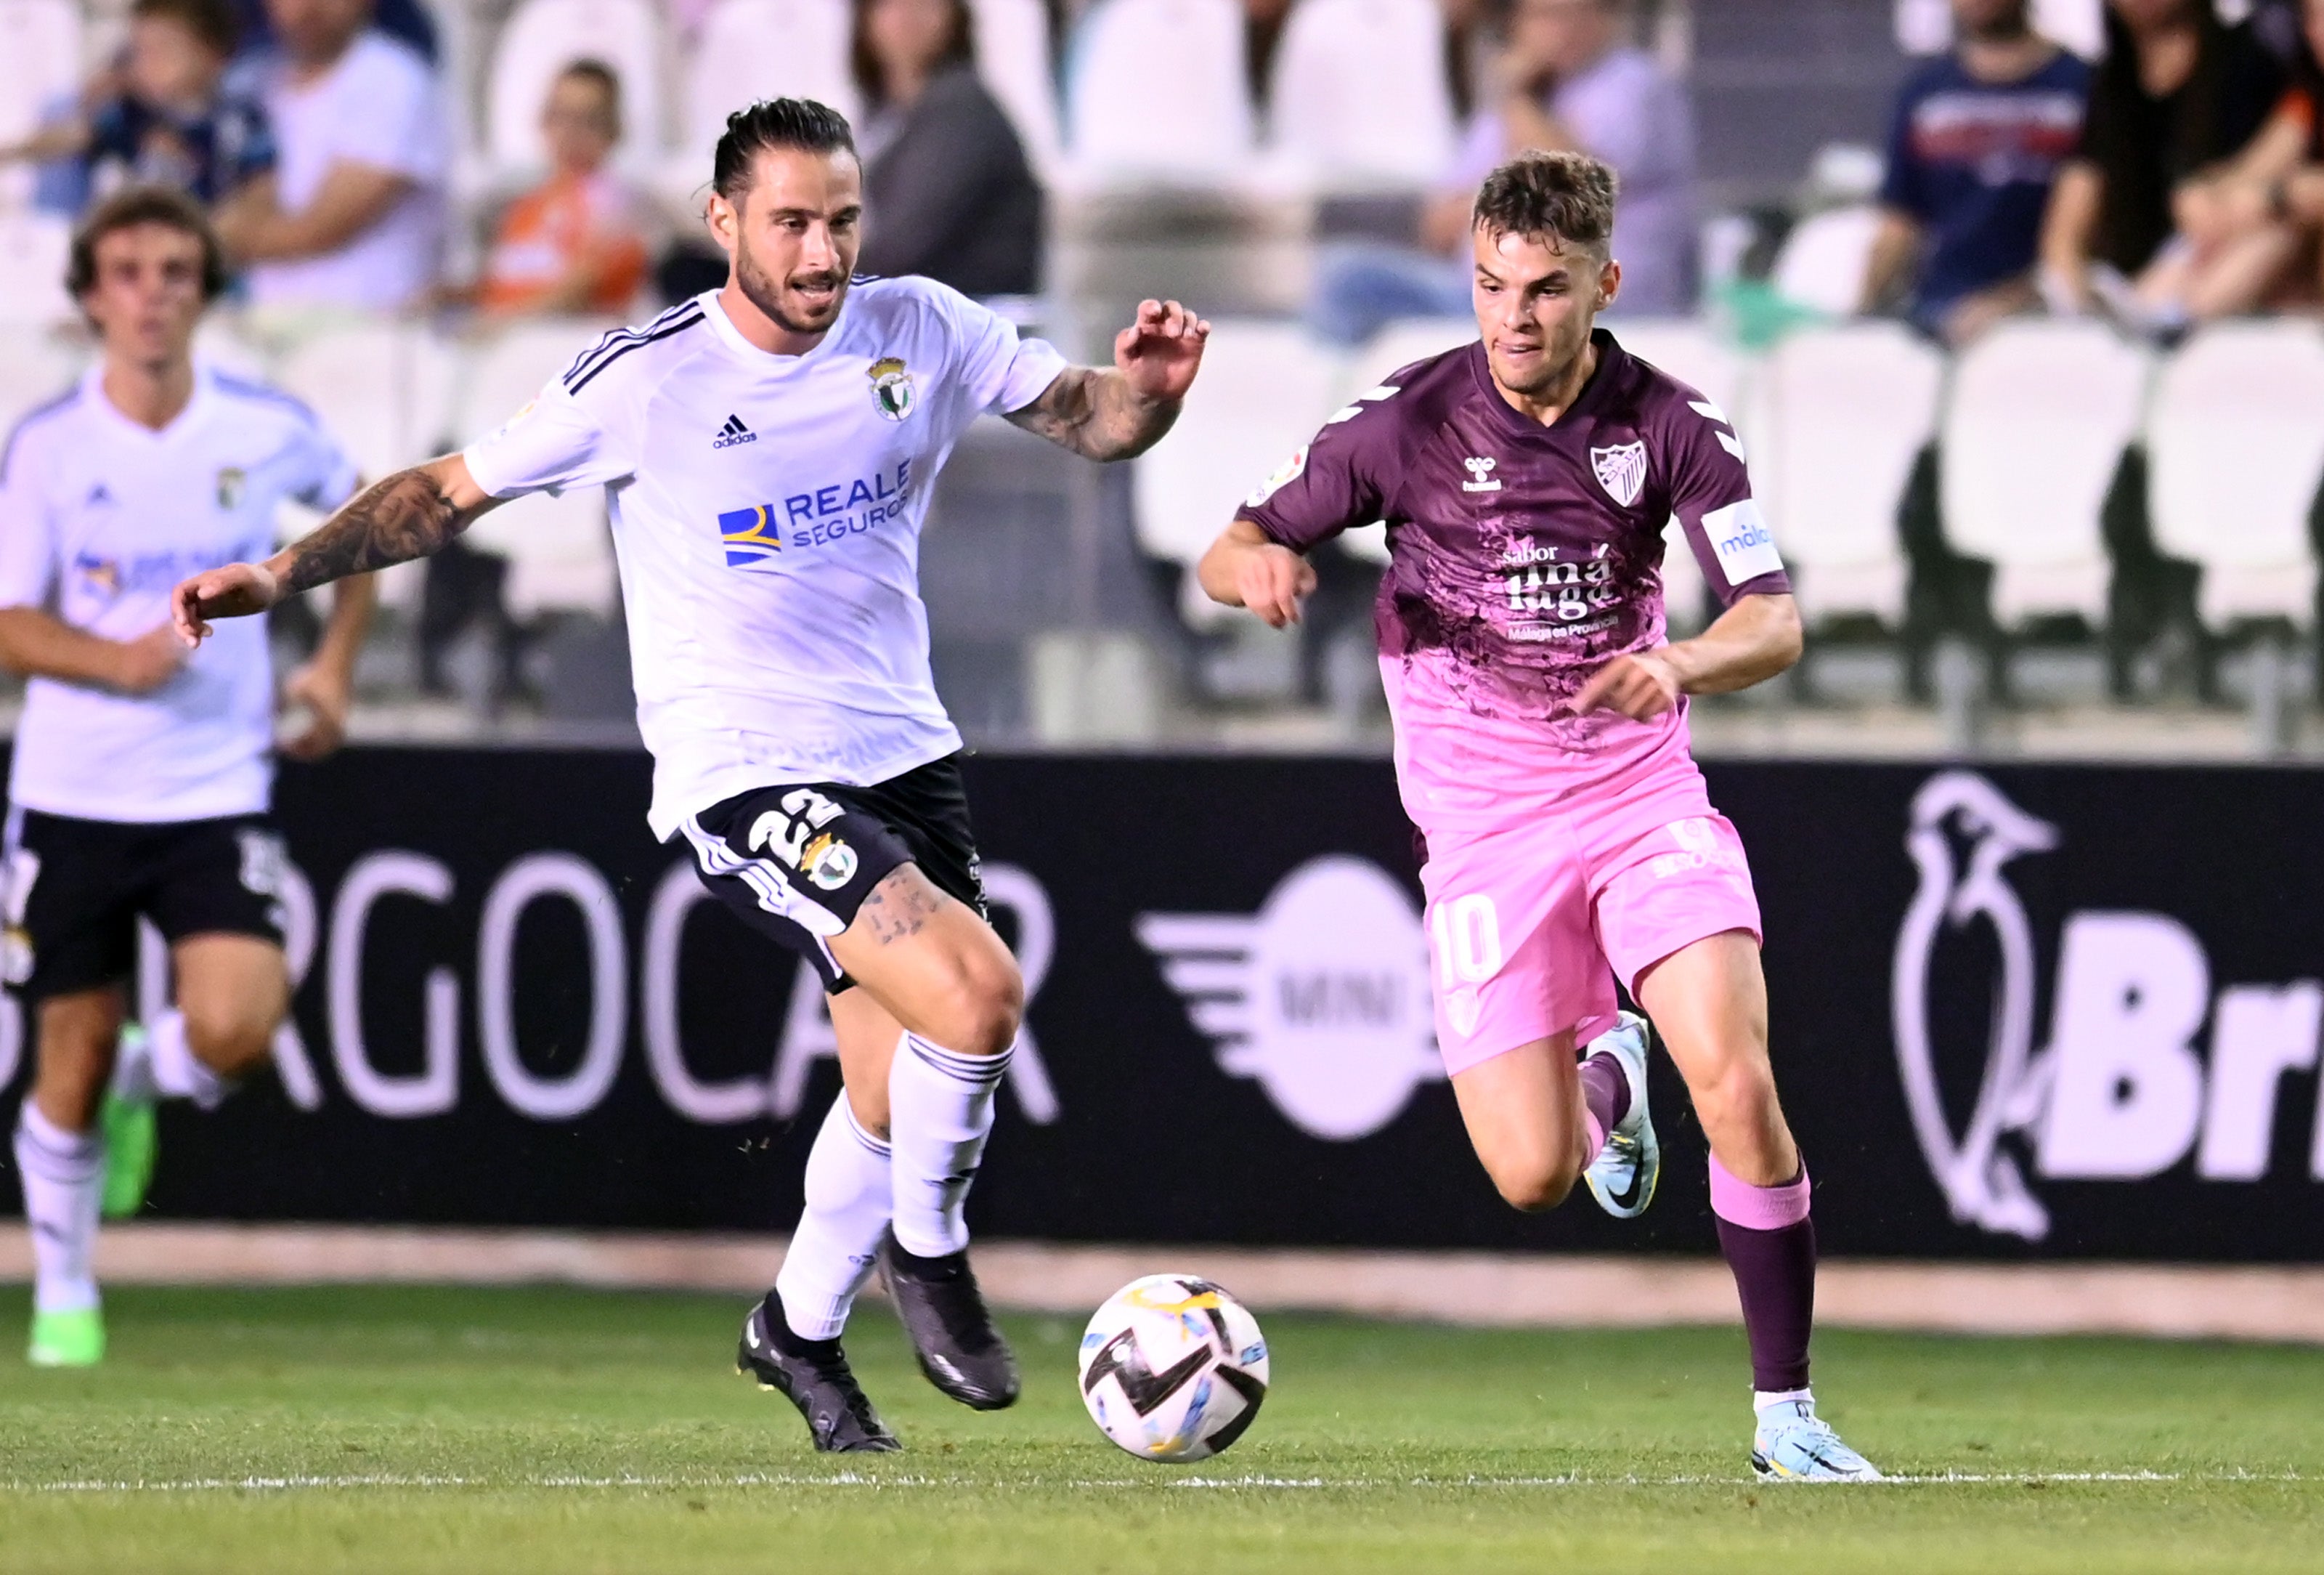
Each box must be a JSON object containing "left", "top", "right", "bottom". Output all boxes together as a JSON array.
[{"left": 1418, "top": 774, "right": 1764, "bottom": 1078}]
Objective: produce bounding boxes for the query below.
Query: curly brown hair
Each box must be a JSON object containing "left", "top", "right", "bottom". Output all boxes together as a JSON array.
[{"left": 1473, "top": 149, "right": 1620, "bottom": 257}]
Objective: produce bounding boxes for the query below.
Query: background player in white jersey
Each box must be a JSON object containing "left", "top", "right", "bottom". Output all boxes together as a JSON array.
[
  {"left": 0, "top": 185, "right": 373, "bottom": 1369},
  {"left": 171, "top": 99, "right": 1207, "bottom": 1451}
]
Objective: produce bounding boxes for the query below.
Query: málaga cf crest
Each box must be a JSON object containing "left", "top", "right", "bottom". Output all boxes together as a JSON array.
[{"left": 1590, "top": 442, "right": 1646, "bottom": 508}]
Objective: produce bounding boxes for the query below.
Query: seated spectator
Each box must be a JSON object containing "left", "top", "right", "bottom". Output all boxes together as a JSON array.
[
  {"left": 1307, "top": 0, "right": 1696, "bottom": 345},
  {"left": 853, "top": 0, "right": 1044, "bottom": 298},
  {"left": 2134, "top": 0, "right": 2324, "bottom": 320},
  {"left": 0, "top": 0, "right": 272, "bottom": 207},
  {"left": 462, "top": 62, "right": 650, "bottom": 320},
  {"left": 225, "top": 0, "right": 436, "bottom": 62},
  {"left": 1862, "top": 0, "right": 2090, "bottom": 345},
  {"left": 2038, "top": 0, "right": 2283, "bottom": 331},
  {"left": 214, "top": 0, "right": 447, "bottom": 313}
]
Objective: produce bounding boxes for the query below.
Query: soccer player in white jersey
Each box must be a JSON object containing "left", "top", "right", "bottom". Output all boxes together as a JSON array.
[
  {"left": 172, "top": 99, "right": 1207, "bottom": 1451},
  {"left": 1, "top": 185, "right": 373, "bottom": 1368}
]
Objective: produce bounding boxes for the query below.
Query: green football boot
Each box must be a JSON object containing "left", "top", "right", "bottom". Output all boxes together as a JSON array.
[
  {"left": 99, "top": 1088, "right": 157, "bottom": 1220},
  {"left": 27, "top": 1306, "right": 104, "bottom": 1368}
]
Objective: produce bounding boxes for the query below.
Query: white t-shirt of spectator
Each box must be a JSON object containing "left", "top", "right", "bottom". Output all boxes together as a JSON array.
[
  {"left": 1449, "top": 45, "right": 1698, "bottom": 315},
  {"left": 250, "top": 29, "right": 448, "bottom": 311},
  {"left": 0, "top": 365, "right": 361, "bottom": 822},
  {"left": 461, "top": 280, "right": 1068, "bottom": 840}
]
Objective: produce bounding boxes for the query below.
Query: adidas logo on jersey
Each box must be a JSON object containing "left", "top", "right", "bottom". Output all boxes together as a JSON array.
[{"left": 712, "top": 414, "right": 757, "bottom": 450}]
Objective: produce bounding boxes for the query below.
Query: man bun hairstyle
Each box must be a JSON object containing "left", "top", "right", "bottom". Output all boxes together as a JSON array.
[
  {"left": 67, "top": 182, "right": 229, "bottom": 304},
  {"left": 712, "top": 97, "right": 858, "bottom": 202},
  {"left": 1473, "top": 149, "right": 1620, "bottom": 257}
]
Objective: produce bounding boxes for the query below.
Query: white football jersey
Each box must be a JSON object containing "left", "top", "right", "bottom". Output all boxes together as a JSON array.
[
  {"left": 0, "top": 364, "right": 359, "bottom": 822},
  {"left": 463, "top": 281, "right": 1067, "bottom": 839}
]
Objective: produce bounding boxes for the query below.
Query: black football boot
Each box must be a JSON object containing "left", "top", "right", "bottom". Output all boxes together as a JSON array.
[
  {"left": 877, "top": 1231, "right": 1020, "bottom": 1410},
  {"left": 736, "top": 1289, "right": 901, "bottom": 1452}
]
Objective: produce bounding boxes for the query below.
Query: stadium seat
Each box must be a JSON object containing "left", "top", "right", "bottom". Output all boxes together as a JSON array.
[
  {"left": 1065, "top": 0, "right": 1254, "bottom": 182},
  {"left": 0, "top": 323, "right": 80, "bottom": 436},
  {"left": 970, "top": 0, "right": 1064, "bottom": 177},
  {"left": 2147, "top": 320, "right": 2324, "bottom": 629},
  {"left": 456, "top": 320, "right": 625, "bottom": 618},
  {"left": 681, "top": 0, "right": 856, "bottom": 163},
  {"left": 1134, "top": 319, "right": 1343, "bottom": 619},
  {"left": 1941, "top": 320, "right": 2150, "bottom": 625},
  {"left": 1606, "top": 318, "right": 1748, "bottom": 424},
  {"left": 1266, "top": 0, "right": 1455, "bottom": 190},
  {"left": 0, "top": 212, "right": 73, "bottom": 327},
  {"left": 1769, "top": 204, "right": 1883, "bottom": 317},
  {"left": 0, "top": 0, "right": 81, "bottom": 149},
  {"left": 274, "top": 323, "right": 435, "bottom": 486},
  {"left": 487, "top": 0, "right": 670, "bottom": 175},
  {"left": 1746, "top": 323, "right": 1941, "bottom": 624},
  {"left": 1327, "top": 320, "right": 1474, "bottom": 565}
]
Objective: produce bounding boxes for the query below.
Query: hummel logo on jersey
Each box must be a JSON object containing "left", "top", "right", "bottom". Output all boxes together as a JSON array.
[
  {"left": 1462, "top": 456, "right": 1501, "bottom": 493},
  {"left": 712, "top": 414, "right": 757, "bottom": 450}
]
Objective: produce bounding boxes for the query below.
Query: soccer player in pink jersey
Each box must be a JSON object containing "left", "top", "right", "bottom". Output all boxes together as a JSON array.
[{"left": 1198, "top": 150, "right": 1880, "bottom": 1481}]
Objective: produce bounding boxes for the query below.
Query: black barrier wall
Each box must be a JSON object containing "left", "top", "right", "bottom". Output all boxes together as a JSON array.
[{"left": 2, "top": 748, "right": 2320, "bottom": 1261}]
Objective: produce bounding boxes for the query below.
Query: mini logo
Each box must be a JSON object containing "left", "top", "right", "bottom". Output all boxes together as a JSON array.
[
  {"left": 869, "top": 356, "right": 916, "bottom": 421},
  {"left": 215, "top": 467, "right": 245, "bottom": 509},
  {"left": 1246, "top": 446, "right": 1308, "bottom": 508},
  {"left": 1139, "top": 855, "right": 1441, "bottom": 1141},
  {"left": 1591, "top": 441, "right": 1648, "bottom": 507},
  {"left": 712, "top": 413, "right": 757, "bottom": 450},
  {"left": 718, "top": 505, "right": 782, "bottom": 569},
  {"left": 1461, "top": 456, "right": 1500, "bottom": 493}
]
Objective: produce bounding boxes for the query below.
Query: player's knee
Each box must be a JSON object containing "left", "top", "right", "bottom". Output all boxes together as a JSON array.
[
  {"left": 1487, "top": 1149, "right": 1582, "bottom": 1213},
  {"left": 1689, "top": 1052, "right": 1779, "bottom": 1135},
  {"left": 180, "top": 1007, "right": 277, "bottom": 1079},
  {"left": 923, "top": 951, "right": 1023, "bottom": 1058}
]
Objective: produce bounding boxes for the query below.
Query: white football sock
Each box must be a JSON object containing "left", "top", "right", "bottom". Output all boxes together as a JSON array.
[
  {"left": 145, "top": 1011, "right": 229, "bottom": 1110},
  {"left": 1754, "top": 1386, "right": 1815, "bottom": 1415},
  {"left": 14, "top": 1104, "right": 102, "bottom": 1314},
  {"left": 886, "top": 1031, "right": 1012, "bottom": 1259},
  {"left": 774, "top": 1096, "right": 893, "bottom": 1343}
]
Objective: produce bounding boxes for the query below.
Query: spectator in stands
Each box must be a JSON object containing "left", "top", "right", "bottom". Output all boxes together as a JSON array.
[
  {"left": 2038, "top": 0, "right": 2283, "bottom": 331},
  {"left": 225, "top": 0, "right": 436, "bottom": 63},
  {"left": 212, "top": 0, "right": 447, "bottom": 313},
  {"left": 852, "top": 0, "right": 1044, "bottom": 297},
  {"left": 0, "top": 0, "right": 273, "bottom": 208},
  {"left": 1861, "top": 0, "right": 2089, "bottom": 345},
  {"left": 2128, "top": 0, "right": 2324, "bottom": 320},
  {"left": 458, "top": 61, "right": 651, "bottom": 320},
  {"left": 1306, "top": 0, "right": 1696, "bottom": 344}
]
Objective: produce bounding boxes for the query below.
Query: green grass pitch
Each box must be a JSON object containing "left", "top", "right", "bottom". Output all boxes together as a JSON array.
[{"left": 1, "top": 1283, "right": 2319, "bottom": 1573}]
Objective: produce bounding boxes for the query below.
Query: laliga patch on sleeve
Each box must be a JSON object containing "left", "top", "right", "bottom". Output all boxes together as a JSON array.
[
  {"left": 1245, "top": 445, "right": 1309, "bottom": 508},
  {"left": 1705, "top": 496, "right": 1784, "bottom": 585}
]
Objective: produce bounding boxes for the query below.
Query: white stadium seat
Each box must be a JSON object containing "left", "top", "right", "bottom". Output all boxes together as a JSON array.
[
  {"left": 0, "top": 211, "right": 73, "bottom": 327},
  {"left": 488, "top": 0, "right": 670, "bottom": 175},
  {"left": 971, "top": 0, "right": 1064, "bottom": 177},
  {"left": 457, "top": 320, "right": 625, "bottom": 618},
  {"left": 1747, "top": 323, "right": 1941, "bottom": 624},
  {"left": 1134, "top": 320, "right": 1343, "bottom": 619},
  {"left": 1328, "top": 320, "right": 1474, "bottom": 564},
  {"left": 683, "top": 0, "right": 856, "bottom": 162},
  {"left": 2148, "top": 320, "right": 2324, "bottom": 628},
  {"left": 1267, "top": 0, "right": 1455, "bottom": 190},
  {"left": 1941, "top": 320, "right": 2149, "bottom": 625},
  {"left": 1608, "top": 318, "right": 1747, "bottom": 423},
  {"left": 0, "top": 325, "right": 81, "bottom": 440},
  {"left": 0, "top": 0, "right": 81, "bottom": 147},
  {"left": 1065, "top": 0, "right": 1253, "bottom": 181},
  {"left": 1770, "top": 204, "right": 1883, "bottom": 317}
]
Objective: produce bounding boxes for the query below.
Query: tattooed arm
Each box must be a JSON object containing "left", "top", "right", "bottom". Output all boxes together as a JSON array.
[
  {"left": 1005, "top": 299, "right": 1209, "bottom": 462},
  {"left": 171, "top": 455, "right": 502, "bottom": 646}
]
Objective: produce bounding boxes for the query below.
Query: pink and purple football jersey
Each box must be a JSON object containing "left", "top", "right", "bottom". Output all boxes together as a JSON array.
[{"left": 1239, "top": 330, "right": 1786, "bottom": 1066}]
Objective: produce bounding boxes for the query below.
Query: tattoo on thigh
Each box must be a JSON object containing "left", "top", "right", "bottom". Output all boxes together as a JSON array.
[{"left": 858, "top": 869, "right": 951, "bottom": 944}]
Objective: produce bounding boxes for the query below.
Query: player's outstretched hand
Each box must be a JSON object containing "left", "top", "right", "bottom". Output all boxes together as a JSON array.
[
  {"left": 1115, "top": 299, "right": 1210, "bottom": 405},
  {"left": 110, "top": 623, "right": 188, "bottom": 695},
  {"left": 171, "top": 561, "right": 281, "bottom": 647},
  {"left": 1235, "top": 540, "right": 1317, "bottom": 629},
  {"left": 278, "top": 661, "right": 351, "bottom": 761},
  {"left": 1570, "top": 649, "right": 1683, "bottom": 720}
]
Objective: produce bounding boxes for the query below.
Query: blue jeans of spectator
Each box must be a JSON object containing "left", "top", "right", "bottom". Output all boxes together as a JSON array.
[{"left": 1307, "top": 243, "right": 1471, "bottom": 347}]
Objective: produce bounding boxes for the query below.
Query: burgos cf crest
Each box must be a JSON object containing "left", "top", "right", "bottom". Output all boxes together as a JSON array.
[
  {"left": 216, "top": 466, "right": 246, "bottom": 509},
  {"left": 869, "top": 356, "right": 916, "bottom": 421}
]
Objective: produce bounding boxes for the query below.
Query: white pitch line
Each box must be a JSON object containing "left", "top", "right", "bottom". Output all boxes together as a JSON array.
[{"left": 3, "top": 1470, "right": 2307, "bottom": 1495}]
